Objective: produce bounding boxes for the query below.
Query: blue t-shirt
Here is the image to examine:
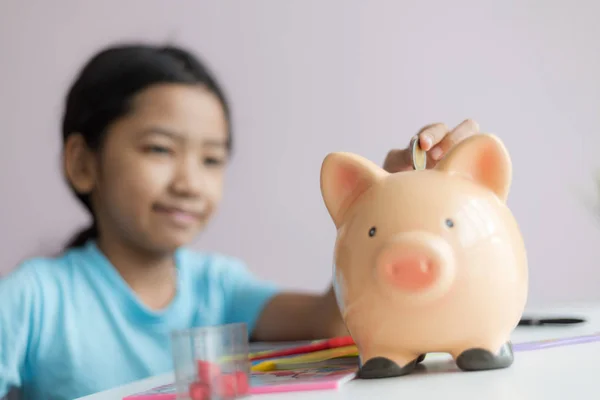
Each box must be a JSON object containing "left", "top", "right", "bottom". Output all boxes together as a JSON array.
[{"left": 0, "top": 240, "right": 280, "bottom": 400}]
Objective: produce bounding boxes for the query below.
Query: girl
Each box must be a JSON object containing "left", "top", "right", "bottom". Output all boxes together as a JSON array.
[{"left": 0, "top": 42, "right": 478, "bottom": 400}]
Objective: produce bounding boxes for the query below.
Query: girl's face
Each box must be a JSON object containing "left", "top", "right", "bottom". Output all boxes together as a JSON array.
[{"left": 86, "top": 83, "right": 229, "bottom": 253}]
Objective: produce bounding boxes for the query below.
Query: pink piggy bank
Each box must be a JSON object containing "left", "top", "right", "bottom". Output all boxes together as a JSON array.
[{"left": 320, "top": 133, "right": 528, "bottom": 379}]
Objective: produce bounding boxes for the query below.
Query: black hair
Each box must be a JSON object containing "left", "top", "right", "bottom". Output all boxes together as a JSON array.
[{"left": 61, "top": 42, "right": 232, "bottom": 249}]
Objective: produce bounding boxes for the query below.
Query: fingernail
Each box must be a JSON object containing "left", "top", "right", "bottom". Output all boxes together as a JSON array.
[
  {"left": 430, "top": 146, "right": 443, "bottom": 160},
  {"left": 420, "top": 135, "right": 433, "bottom": 150}
]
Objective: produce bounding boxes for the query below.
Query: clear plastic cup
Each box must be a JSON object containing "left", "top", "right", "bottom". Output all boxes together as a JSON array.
[{"left": 171, "top": 323, "right": 251, "bottom": 400}]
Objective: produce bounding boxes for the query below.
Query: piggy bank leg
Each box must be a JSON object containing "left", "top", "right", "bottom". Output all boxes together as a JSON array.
[
  {"left": 453, "top": 341, "right": 514, "bottom": 372},
  {"left": 357, "top": 353, "right": 426, "bottom": 379}
]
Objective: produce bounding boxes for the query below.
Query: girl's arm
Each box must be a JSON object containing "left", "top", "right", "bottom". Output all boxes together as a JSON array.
[
  {"left": 251, "top": 287, "right": 348, "bottom": 342},
  {"left": 219, "top": 256, "right": 345, "bottom": 342}
]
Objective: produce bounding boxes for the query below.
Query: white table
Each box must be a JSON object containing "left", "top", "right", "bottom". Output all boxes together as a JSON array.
[{"left": 78, "top": 302, "right": 600, "bottom": 400}]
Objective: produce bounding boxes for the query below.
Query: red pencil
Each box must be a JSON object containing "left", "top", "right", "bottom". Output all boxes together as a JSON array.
[{"left": 250, "top": 336, "right": 355, "bottom": 361}]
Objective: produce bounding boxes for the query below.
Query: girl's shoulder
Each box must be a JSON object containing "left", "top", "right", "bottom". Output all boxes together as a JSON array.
[
  {"left": 0, "top": 251, "right": 75, "bottom": 339},
  {"left": 1, "top": 249, "right": 73, "bottom": 288},
  {"left": 0, "top": 241, "right": 121, "bottom": 302}
]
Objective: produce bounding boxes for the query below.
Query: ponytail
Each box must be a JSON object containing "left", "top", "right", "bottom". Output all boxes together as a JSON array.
[{"left": 64, "top": 223, "right": 98, "bottom": 249}]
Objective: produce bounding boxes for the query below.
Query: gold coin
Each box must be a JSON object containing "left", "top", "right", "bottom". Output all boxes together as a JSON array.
[{"left": 411, "top": 135, "right": 427, "bottom": 170}]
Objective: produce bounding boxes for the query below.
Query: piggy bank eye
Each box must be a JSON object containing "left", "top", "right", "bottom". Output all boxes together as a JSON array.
[
  {"left": 445, "top": 218, "right": 454, "bottom": 228},
  {"left": 368, "top": 227, "right": 377, "bottom": 237}
]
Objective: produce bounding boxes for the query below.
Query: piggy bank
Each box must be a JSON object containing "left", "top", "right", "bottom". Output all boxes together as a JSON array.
[{"left": 320, "top": 133, "right": 528, "bottom": 379}]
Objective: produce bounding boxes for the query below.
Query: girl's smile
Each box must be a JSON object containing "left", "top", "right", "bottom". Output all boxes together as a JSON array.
[{"left": 152, "top": 203, "right": 206, "bottom": 228}]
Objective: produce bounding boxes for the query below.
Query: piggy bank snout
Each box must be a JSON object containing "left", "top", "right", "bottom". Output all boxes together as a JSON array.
[
  {"left": 378, "top": 250, "right": 438, "bottom": 291},
  {"left": 376, "top": 232, "right": 455, "bottom": 295}
]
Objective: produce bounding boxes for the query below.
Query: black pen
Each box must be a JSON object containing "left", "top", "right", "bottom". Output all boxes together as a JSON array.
[{"left": 517, "top": 317, "right": 586, "bottom": 326}]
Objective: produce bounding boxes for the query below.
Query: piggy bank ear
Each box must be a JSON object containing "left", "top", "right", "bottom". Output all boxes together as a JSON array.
[
  {"left": 435, "top": 133, "right": 512, "bottom": 202},
  {"left": 320, "top": 152, "right": 386, "bottom": 227}
]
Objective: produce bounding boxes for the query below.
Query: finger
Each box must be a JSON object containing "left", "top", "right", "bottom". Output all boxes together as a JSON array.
[
  {"left": 429, "top": 119, "right": 479, "bottom": 161},
  {"left": 417, "top": 123, "right": 449, "bottom": 151}
]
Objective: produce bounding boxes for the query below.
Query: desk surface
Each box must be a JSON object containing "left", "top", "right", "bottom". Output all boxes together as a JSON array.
[{"left": 78, "top": 303, "right": 600, "bottom": 400}]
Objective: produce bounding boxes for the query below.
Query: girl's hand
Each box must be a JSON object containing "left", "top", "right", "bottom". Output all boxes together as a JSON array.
[{"left": 383, "top": 119, "right": 480, "bottom": 173}]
